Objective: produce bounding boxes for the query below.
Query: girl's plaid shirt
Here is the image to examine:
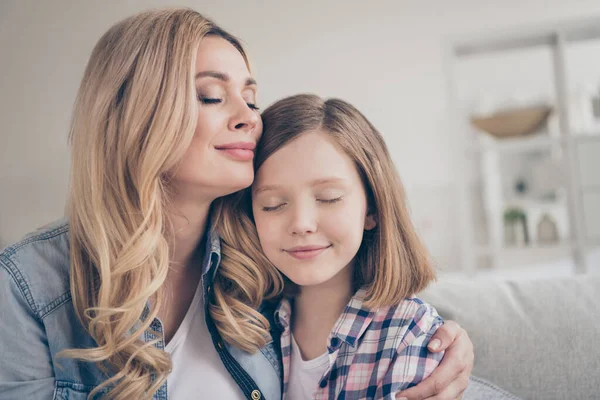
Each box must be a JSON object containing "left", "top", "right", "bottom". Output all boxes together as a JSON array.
[{"left": 274, "top": 288, "right": 444, "bottom": 399}]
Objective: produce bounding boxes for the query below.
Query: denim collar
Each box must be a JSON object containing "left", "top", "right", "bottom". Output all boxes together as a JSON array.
[{"left": 202, "top": 228, "right": 222, "bottom": 281}]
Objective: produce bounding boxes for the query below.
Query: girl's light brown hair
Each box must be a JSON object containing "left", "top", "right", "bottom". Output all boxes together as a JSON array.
[
  {"left": 212, "top": 94, "right": 435, "bottom": 351},
  {"left": 61, "top": 8, "right": 249, "bottom": 399}
]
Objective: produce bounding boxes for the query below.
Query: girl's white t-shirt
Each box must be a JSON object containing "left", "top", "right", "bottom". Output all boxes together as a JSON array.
[
  {"left": 165, "top": 283, "right": 245, "bottom": 400},
  {"left": 286, "top": 334, "right": 329, "bottom": 400}
]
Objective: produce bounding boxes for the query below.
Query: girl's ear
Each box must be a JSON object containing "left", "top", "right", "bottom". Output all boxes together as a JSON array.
[{"left": 364, "top": 213, "right": 377, "bottom": 231}]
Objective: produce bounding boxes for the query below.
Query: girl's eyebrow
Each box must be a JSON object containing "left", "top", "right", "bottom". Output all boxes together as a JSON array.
[
  {"left": 310, "top": 178, "right": 345, "bottom": 186},
  {"left": 254, "top": 178, "right": 346, "bottom": 195},
  {"left": 253, "top": 184, "right": 281, "bottom": 195}
]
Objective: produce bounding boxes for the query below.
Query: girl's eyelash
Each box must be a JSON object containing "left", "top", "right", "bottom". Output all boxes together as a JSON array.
[
  {"left": 247, "top": 103, "right": 260, "bottom": 110},
  {"left": 262, "top": 198, "right": 341, "bottom": 211},
  {"left": 262, "top": 204, "right": 285, "bottom": 212},
  {"left": 318, "top": 197, "right": 342, "bottom": 204}
]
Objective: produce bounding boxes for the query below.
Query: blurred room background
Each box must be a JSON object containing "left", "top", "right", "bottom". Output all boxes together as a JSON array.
[{"left": 1, "top": 0, "right": 599, "bottom": 281}]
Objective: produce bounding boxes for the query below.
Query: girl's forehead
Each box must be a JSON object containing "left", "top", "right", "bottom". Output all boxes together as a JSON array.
[
  {"left": 262, "top": 131, "right": 346, "bottom": 165},
  {"left": 254, "top": 131, "right": 362, "bottom": 190}
]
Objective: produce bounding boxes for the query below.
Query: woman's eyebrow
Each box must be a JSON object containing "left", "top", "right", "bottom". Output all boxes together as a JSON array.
[{"left": 195, "top": 70, "right": 256, "bottom": 86}]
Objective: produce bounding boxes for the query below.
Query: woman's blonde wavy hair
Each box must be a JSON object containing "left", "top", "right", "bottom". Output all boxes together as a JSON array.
[
  {"left": 58, "top": 8, "right": 249, "bottom": 400},
  {"left": 212, "top": 94, "right": 435, "bottom": 352}
]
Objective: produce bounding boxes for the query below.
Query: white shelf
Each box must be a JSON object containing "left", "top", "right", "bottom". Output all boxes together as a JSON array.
[
  {"left": 467, "top": 133, "right": 600, "bottom": 155},
  {"left": 467, "top": 134, "right": 565, "bottom": 154},
  {"left": 454, "top": 17, "right": 600, "bottom": 57},
  {"left": 447, "top": 17, "right": 600, "bottom": 275}
]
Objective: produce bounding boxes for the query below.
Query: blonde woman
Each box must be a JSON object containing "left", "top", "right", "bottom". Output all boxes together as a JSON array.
[{"left": 0, "top": 8, "right": 472, "bottom": 400}]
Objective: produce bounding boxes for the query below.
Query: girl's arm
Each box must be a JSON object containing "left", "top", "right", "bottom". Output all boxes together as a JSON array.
[{"left": 395, "top": 321, "right": 473, "bottom": 400}]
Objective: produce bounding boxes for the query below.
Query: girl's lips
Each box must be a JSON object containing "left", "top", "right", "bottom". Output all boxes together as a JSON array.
[{"left": 284, "top": 245, "right": 331, "bottom": 260}]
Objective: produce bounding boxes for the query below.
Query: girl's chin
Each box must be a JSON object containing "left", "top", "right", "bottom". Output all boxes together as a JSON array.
[{"left": 286, "top": 273, "right": 336, "bottom": 289}]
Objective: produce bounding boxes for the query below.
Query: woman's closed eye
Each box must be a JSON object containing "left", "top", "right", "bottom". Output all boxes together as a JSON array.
[
  {"left": 199, "top": 96, "right": 259, "bottom": 110},
  {"left": 199, "top": 96, "right": 222, "bottom": 104}
]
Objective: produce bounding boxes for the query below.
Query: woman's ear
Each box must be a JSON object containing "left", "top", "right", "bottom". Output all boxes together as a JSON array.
[{"left": 364, "top": 213, "right": 377, "bottom": 231}]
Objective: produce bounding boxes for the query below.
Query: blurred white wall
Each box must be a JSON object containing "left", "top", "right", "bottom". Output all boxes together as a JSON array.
[{"left": 2, "top": 0, "right": 600, "bottom": 269}]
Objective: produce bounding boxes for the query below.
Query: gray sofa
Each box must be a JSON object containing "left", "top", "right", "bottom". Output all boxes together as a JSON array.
[{"left": 420, "top": 274, "right": 600, "bottom": 400}]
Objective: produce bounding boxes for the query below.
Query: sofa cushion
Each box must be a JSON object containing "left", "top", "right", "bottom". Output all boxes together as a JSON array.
[{"left": 419, "top": 274, "right": 600, "bottom": 400}]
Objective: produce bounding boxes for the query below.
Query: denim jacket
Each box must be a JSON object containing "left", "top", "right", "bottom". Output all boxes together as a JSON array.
[{"left": 0, "top": 219, "right": 282, "bottom": 400}]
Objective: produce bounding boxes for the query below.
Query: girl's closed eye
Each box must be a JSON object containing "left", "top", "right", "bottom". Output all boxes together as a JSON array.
[
  {"left": 318, "top": 197, "right": 342, "bottom": 204},
  {"left": 315, "top": 189, "right": 345, "bottom": 204},
  {"left": 261, "top": 203, "right": 286, "bottom": 212}
]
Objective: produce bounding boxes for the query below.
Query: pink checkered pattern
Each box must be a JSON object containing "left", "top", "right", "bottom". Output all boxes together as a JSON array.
[{"left": 275, "top": 288, "right": 444, "bottom": 399}]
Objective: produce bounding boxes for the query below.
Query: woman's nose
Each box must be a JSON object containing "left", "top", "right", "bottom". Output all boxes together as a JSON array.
[{"left": 228, "top": 99, "right": 259, "bottom": 134}]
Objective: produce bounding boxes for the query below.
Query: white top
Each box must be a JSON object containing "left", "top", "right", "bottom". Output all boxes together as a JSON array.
[
  {"left": 165, "top": 283, "right": 244, "bottom": 400},
  {"left": 286, "top": 334, "right": 329, "bottom": 400}
]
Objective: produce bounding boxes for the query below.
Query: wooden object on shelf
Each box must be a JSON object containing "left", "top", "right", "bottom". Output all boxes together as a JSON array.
[
  {"left": 470, "top": 105, "right": 553, "bottom": 138},
  {"left": 537, "top": 213, "right": 560, "bottom": 244}
]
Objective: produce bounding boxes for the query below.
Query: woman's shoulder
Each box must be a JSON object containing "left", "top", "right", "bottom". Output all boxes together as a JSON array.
[{"left": 0, "top": 218, "right": 72, "bottom": 319}]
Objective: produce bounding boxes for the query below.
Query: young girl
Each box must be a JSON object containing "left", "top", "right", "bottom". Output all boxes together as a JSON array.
[{"left": 214, "top": 93, "right": 443, "bottom": 399}]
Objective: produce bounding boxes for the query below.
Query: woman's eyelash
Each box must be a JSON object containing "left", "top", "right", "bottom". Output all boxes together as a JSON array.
[
  {"left": 318, "top": 197, "right": 342, "bottom": 204},
  {"left": 199, "top": 97, "right": 222, "bottom": 104},
  {"left": 198, "top": 96, "right": 259, "bottom": 111}
]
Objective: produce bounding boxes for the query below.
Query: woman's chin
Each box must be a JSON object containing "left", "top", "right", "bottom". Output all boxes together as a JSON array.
[
  {"left": 216, "top": 174, "right": 254, "bottom": 196},
  {"left": 167, "top": 172, "right": 253, "bottom": 203},
  {"left": 217, "top": 167, "right": 254, "bottom": 191}
]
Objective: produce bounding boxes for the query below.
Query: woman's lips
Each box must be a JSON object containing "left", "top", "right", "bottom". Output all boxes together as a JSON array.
[
  {"left": 217, "top": 148, "right": 254, "bottom": 160},
  {"left": 215, "top": 142, "right": 256, "bottom": 161},
  {"left": 284, "top": 245, "right": 331, "bottom": 260}
]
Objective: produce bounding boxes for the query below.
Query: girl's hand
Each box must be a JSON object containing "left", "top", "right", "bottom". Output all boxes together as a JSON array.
[{"left": 395, "top": 321, "right": 473, "bottom": 400}]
